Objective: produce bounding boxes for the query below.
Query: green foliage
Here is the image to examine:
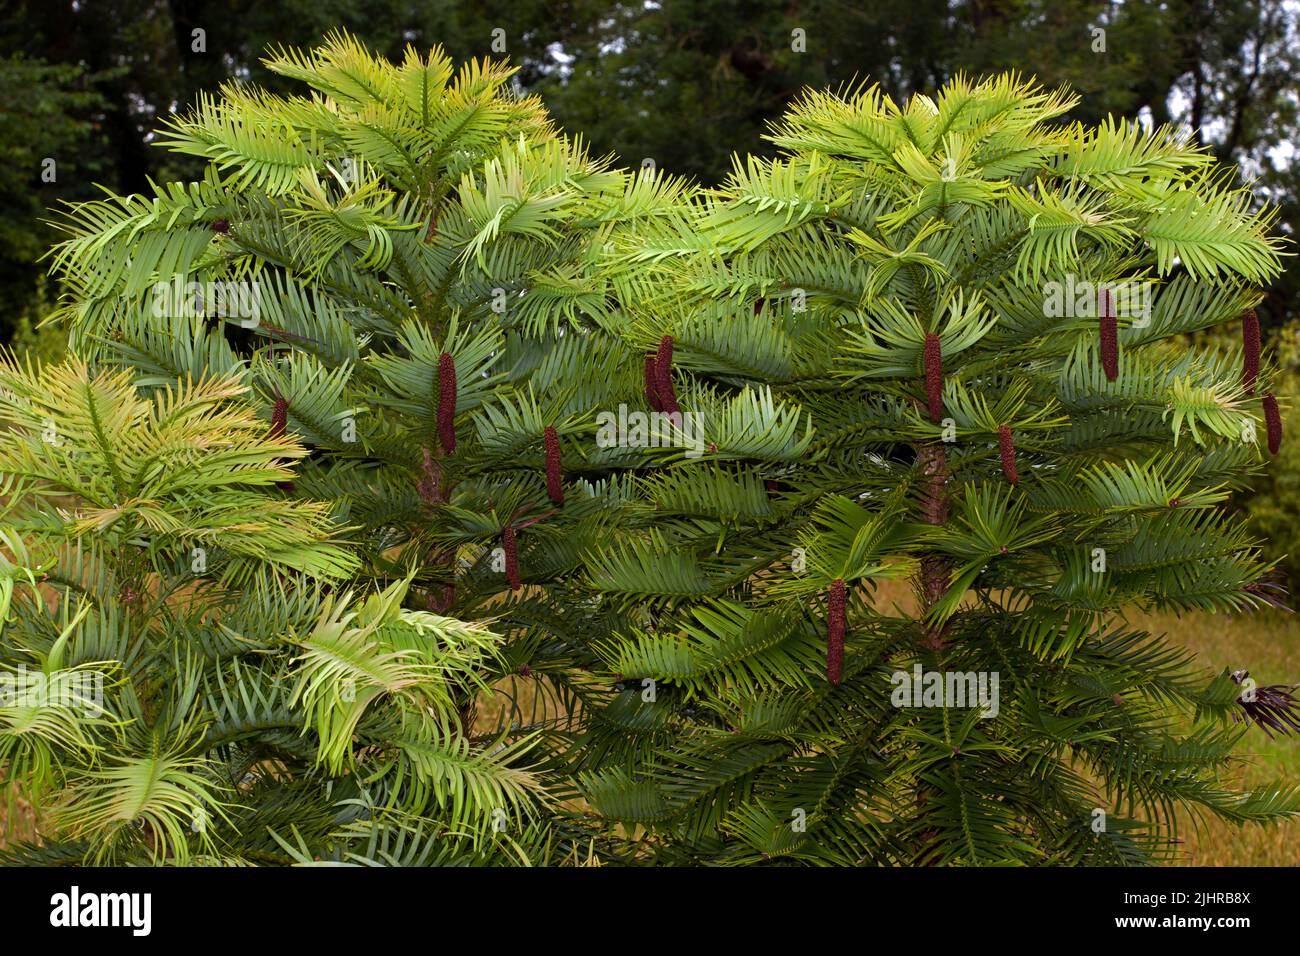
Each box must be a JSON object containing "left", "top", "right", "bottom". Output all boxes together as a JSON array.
[
  {"left": 0, "top": 357, "right": 550, "bottom": 864},
  {"left": 577, "top": 72, "right": 1299, "bottom": 865},
  {"left": 0, "top": 54, "right": 107, "bottom": 336},
  {"left": 4, "top": 38, "right": 1296, "bottom": 867}
]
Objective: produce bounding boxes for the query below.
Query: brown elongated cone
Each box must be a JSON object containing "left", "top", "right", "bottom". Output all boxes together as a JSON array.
[
  {"left": 437, "top": 352, "right": 457, "bottom": 453},
  {"left": 270, "top": 397, "right": 288, "bottom": 438},
  {"left": 1243, "top": 309, "right": 1261, "bottom": 394},
  {"left": 656, "top": 334, "right": 673, "bottom": 371},
  {"left": 1099, "top": 288, "right": 1118, "bottom": 381},
  {"left": 544, "top": 426, "right": 564, "bottom": 504},
  {"left": 644, "top": 355, "right": 662, "bottom": 411},
  {"left": 923, "top": 333, "right": 943, "bottom": 422},
  {"left": 656, "top": 335, "right": 679, "bottom": 416},
  {"left": 998, "top": 425, "right": 1018, "bottom": 484},
  {"left": 1100, "top": 314, "right": 1119, "bottom": 381},
  {"left": 827, "top": 579, "right": 846, "bottom": 685},
  {"left": 1265, "top": 393, "right": 1282, "bottom": 455},
  {"left": 269, "top": 397, "right": 294, "bottom": 492},
  {"left": 753, "top": 298, "right": 765, "bottom": 316},
  {"left": 503, "top": 525, "right": 521, "bottom": 591}
]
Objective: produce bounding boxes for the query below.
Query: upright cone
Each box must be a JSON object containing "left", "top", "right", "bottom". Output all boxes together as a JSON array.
[
  {"left": 270, "top": 397, "right": 288, "bottom": 438},
  {"left": 827, "top": 579, "right": 846, "bottom": 685},
  {"left": 998, "top": 425, "right": 1018, "bottom": 484},
  {"left": 923, "top": 333, "right": 944, "bottom": 422},
  {"left": 544, "top": 426, "right": 564, "bottom": 504},
  {"left": 656, "top": 335, "right": 679, "bottom": 416},
  {"left": 644, "top": 355, "right": 662, "bottom": 411},
  {"left": 1099, "top": 287, "right": 1118, "bottom": 382},
  {"left": 437, "top": 352, "right": 457, "bottom": 453},
  {"left": 502, "top": 525, "right": 521, "bottom": 591},
  {"left": 1265, "top": 393, "right": 1282, "bottom": 455},
  {"left": 269, "top": 396, "right": 294, "bottom": 492}
]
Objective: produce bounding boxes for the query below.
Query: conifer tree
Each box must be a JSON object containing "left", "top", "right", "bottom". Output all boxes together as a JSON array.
[
  {"left": 7, "top": 39, "right": 1299, "bottom": 868},
  {"left": 5, "top": 34, "right": 685, "bottom": 865},
  {"left": 579, "top": 75, "right": 1300, "bottom": 864}
]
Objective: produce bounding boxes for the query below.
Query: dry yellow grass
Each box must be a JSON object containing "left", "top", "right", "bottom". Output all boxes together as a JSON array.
[
  {"left": 0, "top": 787, "right": 37, "bottom": 849},
  {"left": 1127, "top": 604, "right": 1300, "bottom": 865},
  {"left": 868, "top": 580, "right": 1300, "bottom": 865}
]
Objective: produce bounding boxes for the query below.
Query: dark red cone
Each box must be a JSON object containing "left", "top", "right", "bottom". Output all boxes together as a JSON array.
[
  {"left": 1099, "top": 288, "right": 1118, "bottom": 382},
  {"left": 503, "top": 525, "right": 521, "bottom": 591},
  {"left": 1243, "top": 309, "right": 1261, "bottom": 395},
  {"left": 827, "top": 579, "right": 846, "bottom": 685},
  {"left": 644, "top": 355, "right": 662, "bottom": 411},
  {"left": 753, "top": 298, "right": 765, "bottom": 316},
  {"left": 211, "top": 219, "right": 230, "bottom": 234},
  {"left": 269, "top": 396, "right": 294, "bottom": 492},
  {"left": 923, "top": 333, "right": 944, "bottom": 423},
  {"left": 1265, "top": 392, "right": 1282, "bottom": 455},
  {"left": 656, "top": 335, "right": 679, "bottom": 416},
  {"left": 270, "top": 397, "right": 288, "bottom": 438},
  {"left": 998, "top": 425, "right": 1018, "bottom": 485},
  {"left": 437, "top": 352, "right": 457, "bottom": 453},
  {"left": 544, "top": 426, "right": 564, "bottom": 504}
]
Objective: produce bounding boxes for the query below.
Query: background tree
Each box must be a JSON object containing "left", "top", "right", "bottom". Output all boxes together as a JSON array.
[
  {"left": 575, "top": 74, "right": 1300, "bottom": 864},
  {"left": 6, "top": 34, "right": 694, "bottom": 864},
  {"left": 3, "top": 1, "right": 1298, "bottom": 342},
  {"left": 0, "top": 55, "right": 107, "bottom": 352}
]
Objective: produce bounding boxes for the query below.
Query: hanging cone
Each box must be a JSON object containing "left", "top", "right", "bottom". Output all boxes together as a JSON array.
[
  {"left": 269, "top": 396, "right": 295, "bottom": 492},
  {"left": 656, "top": 335, "right": 679, "bottom": 416},
  {"left": 437, "top": 352, "right": 457, "bottom": 453},
  {"left": 1264, "top": 392, "right": 1282, "bottom": 455},
  {"left": 502, "top": 525, "right": 521, "bottom": 591},
  {"left": 998, "top": 425, "right": 1018, "bottom": 485},
  {"left": 1243, "top": 309, "right": 1261, "bottom": 395},
  {"left": 827, "top": 579, "right": 846, "bottom": 685},
  {"left": 753, "top": 297, "right": 765, "bottom": 316},
  {"left": 1099, "top": 287, "right": 1118, "bottom": 382},
  {"left": 544, "top": 426, "right": 564, "bottom": 504},
  {"left": 644, "top": 355, "right": 662, "bottom": 411},
  {"left": 923, "top": 333, "right": 944, "bottom": 422}
]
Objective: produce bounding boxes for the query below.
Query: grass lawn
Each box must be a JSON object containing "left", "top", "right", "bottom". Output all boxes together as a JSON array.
[{"left": 1129, "top": 604, "right": 1300, "bottom": 865}]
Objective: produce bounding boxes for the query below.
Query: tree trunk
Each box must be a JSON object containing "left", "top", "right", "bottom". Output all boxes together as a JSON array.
[{"left": 916, "top": 441, "right": 951, "bottom": 650}]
